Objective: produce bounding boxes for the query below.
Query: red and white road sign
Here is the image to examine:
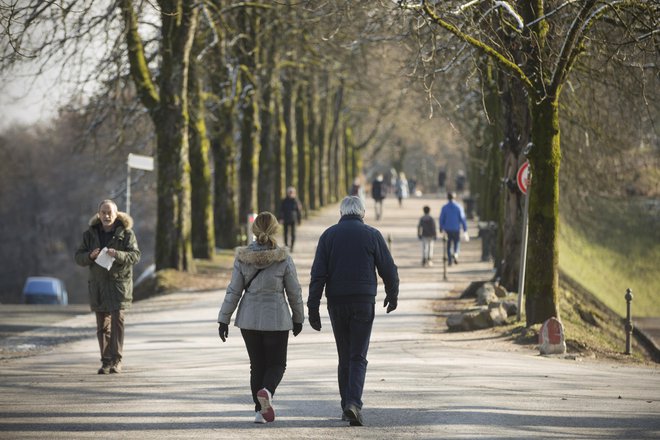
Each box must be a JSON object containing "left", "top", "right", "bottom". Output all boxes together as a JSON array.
[{"left": 517, "top": 161, "right": 531, "bottom": 194}]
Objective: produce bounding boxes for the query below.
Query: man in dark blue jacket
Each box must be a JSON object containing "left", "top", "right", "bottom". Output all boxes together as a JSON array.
[{"left": 308, "top": 196, "right": 399, "bottom": 426}]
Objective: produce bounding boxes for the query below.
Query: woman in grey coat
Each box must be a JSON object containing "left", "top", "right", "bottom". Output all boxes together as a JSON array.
[{"left": 218, "top": 211, "right": 304, "bottom": 424}]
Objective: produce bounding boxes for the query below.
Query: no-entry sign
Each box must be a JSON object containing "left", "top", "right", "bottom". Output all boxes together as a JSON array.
[{"left": 517, "top": 161, "right": 530, "bottom": 194}]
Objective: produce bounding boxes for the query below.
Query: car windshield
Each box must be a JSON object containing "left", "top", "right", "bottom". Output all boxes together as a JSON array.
[{"left": 25, "top": 294, "right": 60, "bottom": 304}]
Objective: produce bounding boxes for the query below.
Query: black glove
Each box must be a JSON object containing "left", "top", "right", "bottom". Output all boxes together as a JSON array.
[
  {"left": 308, "top": 308, "right": 321, "bottom": 331},
  {"left": 383, "top": 296, "right": 397, "bottom": 313},
  {"left": 218, "top": 322, "right": 229, "bottom": 342},
  {"left": 292, "top": 322, "right": 303, "bottom": 336}
]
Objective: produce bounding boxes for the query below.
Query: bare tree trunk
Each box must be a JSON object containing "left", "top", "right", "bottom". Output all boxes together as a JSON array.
[
  {"left": 273, "top": 85, "right": 285, "bottom": 211},
  {"left": 317, "top": 72, "right": 329, "bottom": 206},
  {"left": 237, "top": 7, "right": 260, "bottom": 224},
  {"left": 209, "top": 94, "right": 239, "bottom": 248},
  {"left": 282, "top": 76, "right": 295, "bottom": 189},
  {"left": 295, "top": 83, "right": 309, "bottom": 216},
  {"left": 306, "top": 78, "right": 318, "bottom": 210},
  {"left": 257, "top": 35, "right": 276, "bottom": 213},
  {"left": 188, "top": 58, "right": 214, "bottom": 259}
]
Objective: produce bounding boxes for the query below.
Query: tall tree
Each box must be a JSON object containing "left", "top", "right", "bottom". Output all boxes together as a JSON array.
[
  {"left": 401, "top": 0, "right": 658, "bottom": 325},
  {"left": 236, "top": 6, "right": 260, "bottom": 223},
  {"left": 120, "top": 0, "right": 198, "bottom": 271},
  {"left": 188, "top": 41, "right": 215, "bottom": 259}
]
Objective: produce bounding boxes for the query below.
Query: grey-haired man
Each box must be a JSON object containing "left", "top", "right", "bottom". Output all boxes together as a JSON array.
[{"left": 308, "top": 196, "right": 399, "bottom": 426}]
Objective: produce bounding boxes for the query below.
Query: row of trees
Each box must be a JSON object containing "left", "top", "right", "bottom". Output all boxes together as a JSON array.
[
  {"left": 1, "top": 2, "right": 656, "bottom": 326},
  {"left": 2, "top": 2, "right": 400, "bottom": 275},
  {"left": 397, "top": 0, "right": 658, "bottom": 325}
]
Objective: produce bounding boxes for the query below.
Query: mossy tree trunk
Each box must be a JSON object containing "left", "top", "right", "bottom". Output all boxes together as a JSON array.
[
  {"left": 317, "top": 72, "right": 329, "bottom": 206},
  {"left": 295, "top": 83, "right": 309, "bottom": 216},
  {"left": 204, "top": 1, "right": 239, "bottom": 249},
  {"left": 208, "top": 65, "right": 239, "bottom": 249},
  {"left": 187, "top": 57, "right": 214, "bottom": 259},
  {"left": 119, "top": 0, "right": 198, "bottom": 271},
  {"left": 237, "top": 7, "right": 260, "bottom": 223},
  {"left": 327, "top": 81, "right": 344, "bottom": 203},
  {"left": 525, "top": 96, "right": 561, "bottom": 325},
  {"left": 499, "top": 76, "right": 532, "bottom": 291},
  {"left": 282, "top": 76, "right": 295, "bottom": 189},
  {"left": 257, "top": 27, "right": 277, "bottom": 214},
  {"left": 273, "top": 84, "right": 286, "bottom": 211},
  {"left": 306, "top": 76, "right": 318, "bottom": 210}
]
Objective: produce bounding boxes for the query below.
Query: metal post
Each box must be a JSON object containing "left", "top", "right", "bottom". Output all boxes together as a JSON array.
[
  {"left": 442, "top": 234, "right": 447, "bottom": 281},
  {"left": 625, "top": 288, "right": 634, "bottom": 355},
  {"left": 126, "top": 160, "right": 131, "bottom": 216},
  {"left": 516, "top": 192, "right": 530, "bottom": 321}
]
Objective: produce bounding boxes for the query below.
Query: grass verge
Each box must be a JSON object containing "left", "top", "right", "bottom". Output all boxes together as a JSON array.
[{"left": 558, "top": 196, "right": 660, "bottom": 317}]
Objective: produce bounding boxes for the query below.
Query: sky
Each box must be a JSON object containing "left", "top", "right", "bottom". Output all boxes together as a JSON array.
[{"left": 0, "top": 62, "right": 62, "bottom": 130}]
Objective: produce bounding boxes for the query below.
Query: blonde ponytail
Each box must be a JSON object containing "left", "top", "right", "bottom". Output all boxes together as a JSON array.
[{"left": 252, "top": 211, "right": 279, "bottom": 247}]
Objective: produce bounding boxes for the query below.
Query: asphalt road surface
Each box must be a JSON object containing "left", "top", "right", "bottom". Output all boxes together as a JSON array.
[{"left": 1, "top": 196, "right": 658, "bottom": 439}]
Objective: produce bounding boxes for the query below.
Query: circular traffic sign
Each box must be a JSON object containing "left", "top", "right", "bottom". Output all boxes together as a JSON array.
[{"left": 517, "top": 161, "right": 530, "bottom": 194}]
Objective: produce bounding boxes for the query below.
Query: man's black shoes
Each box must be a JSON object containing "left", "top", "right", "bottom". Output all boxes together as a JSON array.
[{"left": 343, "top": 404, "right": 364, "bottom": 426}]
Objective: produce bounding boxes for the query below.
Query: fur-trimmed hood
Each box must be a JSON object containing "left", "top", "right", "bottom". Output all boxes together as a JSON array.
[
  {"left": 88, "top": 211, "right": 134, "bottom": 230},
  {"left": 235, "top": 244, "right": 289, "bottom": 268}
]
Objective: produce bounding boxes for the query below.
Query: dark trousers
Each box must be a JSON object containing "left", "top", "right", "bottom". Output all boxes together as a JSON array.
[
  {"left": 328, "top": 302, "right": 375, "bottom": 410},
  {"left": 241, "top": 329, "right": 289, "bottom": 412},
  {"left": 95, "top": 310, "right": 125, "bottom": 365},
  {"left": 446, "top": 230, "right": 460, "bottom": 264},
  {"left": 283, "top": 222, "right": 297, "bottom": 251}
]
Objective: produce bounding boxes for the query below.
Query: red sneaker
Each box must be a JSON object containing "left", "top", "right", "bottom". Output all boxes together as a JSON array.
[{"left": 257, "top": 388, "right": 275, "bottom": 422}]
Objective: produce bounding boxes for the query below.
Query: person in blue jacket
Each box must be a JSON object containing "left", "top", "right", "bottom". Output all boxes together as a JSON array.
[
  {"left": 307, "top": 196, "right": 399, "bottom": 427},
  {"left": 439, "top": 192, "right": 468, "bottom": 265}
]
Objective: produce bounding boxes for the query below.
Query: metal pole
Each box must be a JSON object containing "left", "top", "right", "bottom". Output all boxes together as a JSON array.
[
  {"left": 516, "top": 191, "right": 530, "bottom": 321},
  {"left": 442, "top": 233, "right": 447, "bottom": 281},
  {"left": 126, "top": 159, "right": 131, "bottom": 216},
  {"left": 625, "top": 288, "right": 633, "bottom": 355}
]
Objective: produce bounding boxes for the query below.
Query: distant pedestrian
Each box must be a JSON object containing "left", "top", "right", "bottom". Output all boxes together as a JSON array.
[
  {"left": 417, "top": 205, "right": 438, "bottom": 267},
  {"left": 438, "top": 167, "right": 447, "bottom": 193},
  {"left": 278, "top": 186, "right": 302, "bottom": 252},
  {"left": 395, "top": 172, "right": 409, "bottom": 207},
  {"left": 307, "top": 196, "right": 399, "bottom": 426},
  {"left": 349, "top": 177, "right": 366, "bottom": 203},
  {"left": 439, "top": 192, "right": 468, "bottom": 265},
  {"left": 74, "top": 199, "right": 141, "bottom": 375},
  {"left": 371, "top": 174, "right": 386, "bottom": 220},
  {"left": 455, "top": 170, "right": 466, "bottom": 196},
  {"left": 217, "top": 212, "right": 304, "bottom": 424}
]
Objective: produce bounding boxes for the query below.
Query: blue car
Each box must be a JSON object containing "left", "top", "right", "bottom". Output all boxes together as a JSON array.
[{"left": 22, "top": 277, "right": 69, "bottom": 305}]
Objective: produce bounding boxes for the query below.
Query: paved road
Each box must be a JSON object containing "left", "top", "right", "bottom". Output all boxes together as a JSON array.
[{"left": 1, "top": 196, "right": 659, "bottom": 439}]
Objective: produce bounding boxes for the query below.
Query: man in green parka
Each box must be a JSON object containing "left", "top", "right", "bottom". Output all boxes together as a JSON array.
[{"left": 75, "top": 199, "right": 140, "bottom": 374}]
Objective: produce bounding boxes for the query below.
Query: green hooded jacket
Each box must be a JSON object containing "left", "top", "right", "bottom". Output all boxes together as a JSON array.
[{"left": 74, "top": 212, "right": 141, "bottom": 312}]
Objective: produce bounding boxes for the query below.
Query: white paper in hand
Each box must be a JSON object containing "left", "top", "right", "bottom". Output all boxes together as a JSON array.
[
  {"left": 462, "top": 231, "right": 470, "bottom": 242},
  {"left": 95, "top": 247, "right": 115, "bottom": 271}
]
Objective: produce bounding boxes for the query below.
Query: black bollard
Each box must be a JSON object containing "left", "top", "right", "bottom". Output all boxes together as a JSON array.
[
  {"left": 442, "top": 234, "right": 447, "bottom": 281},
  {"left": 625, "top": 288, "right": 633, "bottom": 355}
]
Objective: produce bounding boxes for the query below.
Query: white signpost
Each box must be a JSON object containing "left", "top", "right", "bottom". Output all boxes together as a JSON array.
[
  {"left": 126, "top": 153, "right": 154, "bottom": 215},
  {"left": 516, "top": 160, "right": 531, "bottom": 321}
]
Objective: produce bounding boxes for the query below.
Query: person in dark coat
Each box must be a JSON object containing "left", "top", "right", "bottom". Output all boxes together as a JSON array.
[
  {"left": 371, "top": 174, "right": 386, "bottom": 220},
  {"left": 74, "top": 199, "right": 140, "bottom": 374},
  {"left": 278, "top": 186, "right": 302, "bottom": 252},
  {"left": 307, "top": 196, "right": 399, "bottom": 426}
]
